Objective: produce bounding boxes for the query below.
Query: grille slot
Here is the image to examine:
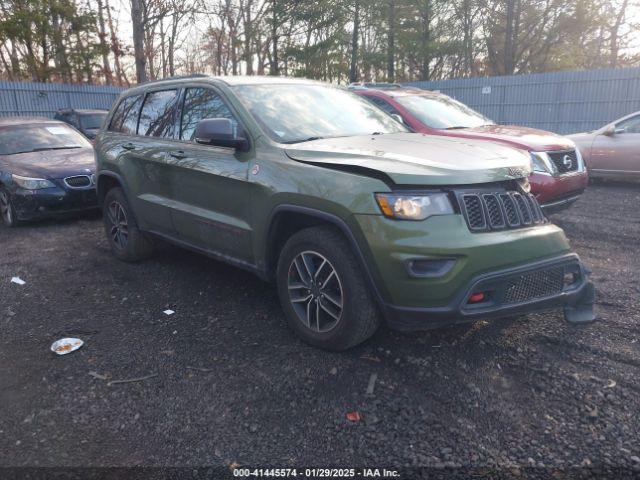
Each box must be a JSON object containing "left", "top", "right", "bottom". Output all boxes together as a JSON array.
[
  {"left": 64, "top": 175, "right": 93, "bottom": 189},
  {"left": 482, "top": 194, "right": 505, "bottom": 228},
  {"left": 461, "top": 194, "right": 486, "bottom": 230},
  {"left": 458, "top": 190, "right": 546, "bottom": 233},
  {"left": 512, "top": 193, "right": 532, "bottom": 225},
  {"left": 548, "top": 150, "right": 579, "bottom": 174},
  {"left": 503, "top": 266, "right": 565, "bottom": 304}
]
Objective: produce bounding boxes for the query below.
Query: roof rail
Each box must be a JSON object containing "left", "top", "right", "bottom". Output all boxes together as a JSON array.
[{"left": 139, "top": 73, "right": 209, "bottom": 86}]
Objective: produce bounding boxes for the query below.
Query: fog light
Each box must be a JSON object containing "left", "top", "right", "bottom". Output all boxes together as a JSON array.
[{"left": 468, "top": 292, "right": 486, "bottom": 303}]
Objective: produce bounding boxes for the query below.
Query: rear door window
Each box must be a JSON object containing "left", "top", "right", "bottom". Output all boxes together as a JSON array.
[
  {"left": 138, "top": 90, "right": 179, "bottom": 138},
  {"left": 109, "top": 95, "right": 143, "bottom": 135},
  {"left": 179, "top": 88, "right": 239, "bottom": 141}
]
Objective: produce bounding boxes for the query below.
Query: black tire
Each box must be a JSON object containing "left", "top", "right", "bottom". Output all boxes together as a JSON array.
[
  {"left": 0, "top": 187, "right": 18, "bottom": 227},
  {"left": 103, "top": 187, "right": 154, "bottom": 262},
  {"left": 276, "top": 225, "right": 381, "bottom": 351}
]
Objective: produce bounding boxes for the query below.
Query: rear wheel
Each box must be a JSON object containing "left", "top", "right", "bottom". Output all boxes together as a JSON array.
[
  {"left": 276, "top": 226, "right": 381, "bottom": 351},
  {"left": 103, "top": 187, "right": 154, "bottom": 261},
  {"left": 0, "top": 187, "right": 18, "bottom": 227}
]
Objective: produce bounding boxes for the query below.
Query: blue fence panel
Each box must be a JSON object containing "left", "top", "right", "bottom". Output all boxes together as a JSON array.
[
  {"left": 405, "top": 67, "right": 640, "bottom": 134},
  {"left": 0, "top": 81, "right": 125, "bottom": 118}
]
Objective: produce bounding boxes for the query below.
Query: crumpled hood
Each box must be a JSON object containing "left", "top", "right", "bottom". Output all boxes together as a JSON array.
[
  {"left": 452, "top": 124, "right": 575, "bottom": 152},
  {"left": 285, "top": 132, "right": 531, "bottom": 185},
  {"left": 1, "top": 147, "right": 95, "bottom": 179}
]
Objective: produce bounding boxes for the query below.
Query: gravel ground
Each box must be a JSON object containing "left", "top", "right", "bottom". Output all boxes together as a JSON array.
[{"left": 1, "top": 182, "right": 639, "bottom": 477}]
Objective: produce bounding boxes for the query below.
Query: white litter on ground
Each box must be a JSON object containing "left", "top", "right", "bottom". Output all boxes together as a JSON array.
[
  {"left": 163, "top": 309, "right": 175, "bottom": 315},
  {"left": 11, "top": 277, "right": 26, "bottom": 285},
  {"left": 51, "top": 338, "right": 84, "bottom": 355}
]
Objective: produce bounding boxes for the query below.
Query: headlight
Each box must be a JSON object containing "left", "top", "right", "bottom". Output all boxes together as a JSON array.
[
  {"left": 12, "top": 175, "right": 55, "bottom": 190},
  {"left": 530, "top": 152, "right": 556, "bottom": 174},
  {"left": 574, "top": 147, "right": 585, "bottom": 171},
  {"left": 375, "top": 192, "right": 454, "bottom": 220}
]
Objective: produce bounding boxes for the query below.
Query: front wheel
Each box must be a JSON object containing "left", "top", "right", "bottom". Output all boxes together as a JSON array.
[
  {"left": 276, "top": 226, "right": 381, "bottom": 351},
  {"left": 0, "top": 187, "right": 18, "bottom": 227},
  {"left": 103, "top": 187, "right": 155, "bottom": 262}
]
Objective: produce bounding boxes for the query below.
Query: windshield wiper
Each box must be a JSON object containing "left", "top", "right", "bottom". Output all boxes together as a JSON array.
[
  {"left": 31, "top": 146, "right": 83, "bottom": 152},
  {"left": 443, "top": 126, "right": 469, "bottom": 130},
  {"left": 284, "top": 136, "right": 325, "bottom": 144}
]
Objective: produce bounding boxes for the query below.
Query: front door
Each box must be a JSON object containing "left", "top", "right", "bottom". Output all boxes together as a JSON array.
[
  {"left": 591, "top": 114, "right": 640, "bottom": 174},
  {"left": 166, "top": 86, "right": 254, "bottom": 264}
]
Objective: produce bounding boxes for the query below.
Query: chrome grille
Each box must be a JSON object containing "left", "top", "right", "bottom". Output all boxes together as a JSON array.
[
  {"left": 503, "top": 266, "right": 565, "bottom": 304},
  {"left": 458, "top": 190, "right": 547, "bottom": 233},
  {"left": 64, "top": 175, "right": 93, "bottom": 189},
  {"left": 547, "top": 150, "right": 579, "bottom": 174}
]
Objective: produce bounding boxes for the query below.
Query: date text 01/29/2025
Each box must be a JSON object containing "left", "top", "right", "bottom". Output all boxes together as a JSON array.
[{"left": 233, "top": 468, "right": 401, "bottom": 478}]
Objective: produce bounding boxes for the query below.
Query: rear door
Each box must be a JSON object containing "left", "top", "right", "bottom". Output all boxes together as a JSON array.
[
  {"left": 591, "top": 114, "right": 640, "bottom": 174},
  {"left": 165, "top": 86, "right": 254, "bottom": 263}
]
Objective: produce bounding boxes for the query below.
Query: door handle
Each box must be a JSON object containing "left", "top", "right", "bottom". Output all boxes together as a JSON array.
[
  {"left": 169, "top": 150, "right": 187, "bottom": 159},
  {"left": 122, "top": 142, "right": 136, "bottom": 150}
]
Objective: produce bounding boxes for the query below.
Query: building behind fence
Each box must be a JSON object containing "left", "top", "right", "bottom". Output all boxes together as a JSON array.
[
  {"left": 406, "top": 67, "right": 640, "bottom": 134},
  {"left": 1, "top": 67, "right": 639, "bottom": 134}
]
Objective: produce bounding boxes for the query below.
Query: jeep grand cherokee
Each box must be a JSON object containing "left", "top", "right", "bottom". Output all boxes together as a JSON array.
[{"left": 95, "top": 76, "right": 595, "bottom": 351}]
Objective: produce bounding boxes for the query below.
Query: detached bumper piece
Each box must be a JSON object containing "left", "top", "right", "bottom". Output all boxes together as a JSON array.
[{"left": 384, "top": 254, "right": 596, "bottom": 331}]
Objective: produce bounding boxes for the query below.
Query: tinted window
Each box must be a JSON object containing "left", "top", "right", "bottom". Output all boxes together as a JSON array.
[
  {"left": 138, "top": 90, "right": 179, "bottom": 137},
  {"left": 617, "top": 115, "right": 640, "bottom": 134},
  {"left": 180, "top": 88, "right": 238, "bottom": 141},
  {"left": 368, "top": 96, "right": 400, "bottom": 116},
  {"left": 109, "top": 95, "right": 143, "bottom": 134},
  {"left": 0, "top": 124, "right": 90, "bottom": 155},
  {"left": 79, "top": 113, "right": 107, "bottom": 130}
]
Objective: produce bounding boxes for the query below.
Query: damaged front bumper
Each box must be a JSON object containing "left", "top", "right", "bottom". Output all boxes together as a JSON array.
[{"left": 383, "top": 253, "right": 596, "bottom": 331}]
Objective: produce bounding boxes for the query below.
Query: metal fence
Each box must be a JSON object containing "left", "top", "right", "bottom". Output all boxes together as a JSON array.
[
  {"left": 2, "top": 68, "right": 640, "bottom": 134},
  {"left": 405, "top": 67, "right": 640, "bottom": 134},
  {"left": 0, "top": 80, "right": 124, "bottom": 119}
]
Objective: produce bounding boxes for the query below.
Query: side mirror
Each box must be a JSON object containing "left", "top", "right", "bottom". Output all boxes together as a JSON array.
[
  {"left": 603, "top": 125, "right": 618, "bottom": 136},
  {"left": 194, "top": 118, "right": 250, "bottom": 152}
]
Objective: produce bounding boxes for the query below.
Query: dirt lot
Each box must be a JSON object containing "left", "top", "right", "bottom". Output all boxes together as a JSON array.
[{"left": 1, "top": 182, "right": 639, "bottom": 476}]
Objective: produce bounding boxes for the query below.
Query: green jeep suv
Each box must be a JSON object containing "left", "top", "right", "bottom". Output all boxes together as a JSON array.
[{"left": 95, "top": 75, "right": 595, "bottom": 350}]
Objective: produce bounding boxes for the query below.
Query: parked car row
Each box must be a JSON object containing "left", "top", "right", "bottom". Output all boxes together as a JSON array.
[{"left": 1, "top": 75, "right": 635, "bottom": 350}]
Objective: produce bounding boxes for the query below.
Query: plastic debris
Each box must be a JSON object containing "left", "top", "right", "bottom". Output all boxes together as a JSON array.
[
  {"left": 346, "top": 411, "right": 362, "bottom": 422},
  {"left": 51, "top": 338, "right": 83, "bottom": 355},
  {"left": 366, "top": 373, "right": 378, "bottom": 395},
  {"left": 329, "top": 367, "right": 338, "bottom": 375},
  {"left": 163, "top": 309, "right": 175, "bottom": 315},
  {"left": 11, "top": 277, "right": 26, "bottom": 285}
]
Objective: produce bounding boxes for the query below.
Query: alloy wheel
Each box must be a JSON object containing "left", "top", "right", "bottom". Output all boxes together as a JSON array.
[
  {"left": 107, "top": 200, "right": 129, "bottom": 250},
  {"left": 0, "top": 190, "right": 13, "bottom": 225},
  {"left": 287, "top": 250, "right": 344, "bottom": 333}
]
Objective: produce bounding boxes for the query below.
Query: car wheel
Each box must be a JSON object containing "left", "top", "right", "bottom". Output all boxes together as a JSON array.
[
  {"left": 276, "top": 226, "right": 381, "bottom": 351},
  {"left": 0, "top": 187, "right": 18, "bottom": 227},
  {"left": 103, "top": 187, "right": 154, "bottom": 261}
]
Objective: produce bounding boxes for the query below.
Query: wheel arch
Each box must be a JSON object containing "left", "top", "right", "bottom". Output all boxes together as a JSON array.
[
  {"left": 96, "top": 171, "right": 128, "bottom": 207},
  {"left": 264, "top": 205, "right": 385, "bottom": 305}
]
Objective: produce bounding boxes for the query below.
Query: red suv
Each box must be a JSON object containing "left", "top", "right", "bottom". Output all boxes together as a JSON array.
[{"left": 353, "top": 86, "right": 588, "bottom": 212}]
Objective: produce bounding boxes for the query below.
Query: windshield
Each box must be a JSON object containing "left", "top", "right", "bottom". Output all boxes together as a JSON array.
[
  {"left": 0, "top": 124, "right": 91, "bottom": 155},
  {"left": 395, "top": 95, "right": 493, "bottom": 129},
  {"left": 79, "top": 113, "right": 107, "bottom": 130},
  {"left": 233, "top": 84, "right": 406, "bottom": 143}
]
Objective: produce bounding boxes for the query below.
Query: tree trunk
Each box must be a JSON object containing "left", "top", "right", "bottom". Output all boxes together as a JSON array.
[
  {"left": 387, "top": 0, "right": 395, "bottom": 81},
  {"left": 97, "top": 0, "right": 113, "bottom": 84},
  {"left": 270, "top": 0, "right": 279, "bottom": 75},
  {"left": 130, "top": 0, "right": 147, "bottom": 83},
  {"left": 349, "top": 0, "right": 360, "bottom": 83}
]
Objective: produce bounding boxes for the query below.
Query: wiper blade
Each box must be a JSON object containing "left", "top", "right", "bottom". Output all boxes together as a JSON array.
[
  {"left": 284, "top": 136, "right": 325, "bottom": 144},
  {"left": 443, "top": 126, "right": 469, "bottom": 130}
]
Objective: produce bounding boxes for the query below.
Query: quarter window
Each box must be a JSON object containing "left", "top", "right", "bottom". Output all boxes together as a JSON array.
[
  {"left": 138, "top": 90, "right": 179, "bottom": 137},
  {"left": 180, "top": 88, "right": 238, "bottom": 141},
  {"left": 368, "top": 96, "right": 401, "bottom": 117},
  {"left": 109, "top": 95, "right": 143, "bottom": 135}
]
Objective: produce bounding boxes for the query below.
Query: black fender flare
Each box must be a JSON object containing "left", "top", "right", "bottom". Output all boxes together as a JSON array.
[{"left": 264, "top": 204, "right": 387, "bottom": 306}]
